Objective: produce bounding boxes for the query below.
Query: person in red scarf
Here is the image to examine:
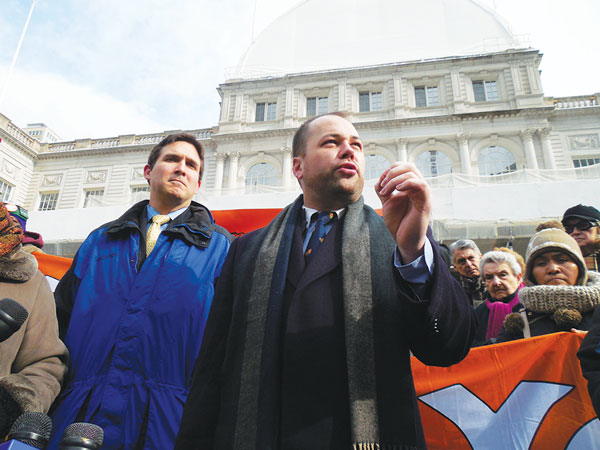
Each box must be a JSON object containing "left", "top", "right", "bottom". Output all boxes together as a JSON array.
[{"left": 472, "top": 250, "right": 524, "bottom": 346}]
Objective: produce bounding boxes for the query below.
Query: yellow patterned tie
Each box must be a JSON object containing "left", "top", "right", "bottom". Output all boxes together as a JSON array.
[{"left": 146, "top": 215, "right": 170, "bottom": 256}]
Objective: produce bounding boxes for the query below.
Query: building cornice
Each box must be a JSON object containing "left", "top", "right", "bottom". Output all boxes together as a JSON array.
[
  {"left": 0, "top": 129, "right": 39, "bottom": 159},
  {"left": 220, "top": 48, "right": 541, "bottom": 88}
]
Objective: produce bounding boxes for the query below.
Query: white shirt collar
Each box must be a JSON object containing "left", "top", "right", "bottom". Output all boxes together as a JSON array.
[{"left": 301, "top": 205, "right": 346, "bottom": 228}]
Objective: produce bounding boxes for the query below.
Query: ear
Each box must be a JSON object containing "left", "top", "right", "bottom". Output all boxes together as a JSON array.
[
  {"left": 143, "top": 164, "right": 152, "bottom": 183},
  {"left": 292, "top": 156, "right": 304, "bottom": 182},
  {"left": 516, "top": 272, "right": 523, "bottom": 283}
]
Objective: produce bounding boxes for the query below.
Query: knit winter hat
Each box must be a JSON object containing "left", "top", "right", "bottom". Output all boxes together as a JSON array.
[
  {"left": 0, "top": 203, "right": 24, "bottom": 257},
  {"left": 524, "top": 228, "right": 587, "bottom": 286}
]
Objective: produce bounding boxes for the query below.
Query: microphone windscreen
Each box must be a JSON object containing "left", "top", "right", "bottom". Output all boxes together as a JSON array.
[
  {"left": 0, "top": 299, "right": 28, "bottom": 327},
  {"left": 7, "top": 411, "right": 52, "bottom": 449},
  {"left": 60, "top": 423, "right": 103, "bottom": 449}
]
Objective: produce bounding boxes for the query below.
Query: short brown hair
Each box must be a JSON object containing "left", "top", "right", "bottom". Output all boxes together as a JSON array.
[
  {"left": 292, "top": 112, "right": 350, "bottom": 158},
  {"left": 147, "top": 133, "right": 205, "bottom": 180}
]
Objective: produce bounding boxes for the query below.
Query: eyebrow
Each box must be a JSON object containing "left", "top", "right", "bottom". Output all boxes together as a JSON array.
[{"left": 321, "top": 133, "right": 362, "bottom": 141}]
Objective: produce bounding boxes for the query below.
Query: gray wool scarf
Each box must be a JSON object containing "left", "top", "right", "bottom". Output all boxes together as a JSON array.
[{"left": 232, "top": 195, "right": 386, "bottom": 449}]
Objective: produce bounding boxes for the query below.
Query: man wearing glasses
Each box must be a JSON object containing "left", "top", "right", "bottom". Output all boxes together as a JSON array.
[{"left": 562, "top": 204, "right": 600, "bottom": 271}]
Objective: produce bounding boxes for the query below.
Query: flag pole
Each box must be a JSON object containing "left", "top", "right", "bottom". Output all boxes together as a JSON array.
[{"left": 0, "top": 0, "right": 39, "bottom": 107}]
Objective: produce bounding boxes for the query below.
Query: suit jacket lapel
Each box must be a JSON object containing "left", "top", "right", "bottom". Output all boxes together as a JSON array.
[
  {"left": 287, "top": 219, "right": 306, "bottom": 288},
  {"left": 295, "top": 218, "right": 343, "bottom": 291}
]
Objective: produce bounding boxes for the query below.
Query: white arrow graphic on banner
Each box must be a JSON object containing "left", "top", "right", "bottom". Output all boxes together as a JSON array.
[{"left": 419, "top": 381, "right": 573, "bottom": 450}]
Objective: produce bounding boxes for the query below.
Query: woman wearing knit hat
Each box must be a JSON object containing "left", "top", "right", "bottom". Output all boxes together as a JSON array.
[{"left": 497, "top": 228, "right": 600, "bottom": 342}]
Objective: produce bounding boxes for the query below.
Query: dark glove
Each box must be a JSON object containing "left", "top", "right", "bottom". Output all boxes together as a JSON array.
[{"left": 0, "top": 385, "right": 23, "bottom": 438}]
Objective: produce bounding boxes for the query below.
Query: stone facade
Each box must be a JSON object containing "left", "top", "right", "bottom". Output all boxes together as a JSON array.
[{"left": 0, "top": 49, "right": 598, "bottom": 255}]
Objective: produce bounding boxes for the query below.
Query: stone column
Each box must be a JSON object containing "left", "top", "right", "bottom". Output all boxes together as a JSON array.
[
  {"left": 449, "top": 66, "right": 466, "bottom": 112},
  {"left": 214, "top": 153, "right": 226, "bottom": 190},
  {"left": 538, "top": 128, "right": 556, "bottom": 169},
  {"left": 527, "top": 63, "right": 541, "bottom": 93},
  {"left": 283, "top": 85, "right": 294, "bottom": 127},
  {"left": 510, "top": 62, "right": 524, "bottom": 96},
  {"left": 395, "top": 138, "right": 408, "bottom": 162},
  {"left": 227, "top": 152, "right": 240, "bottom": 188},
  {"left": 520, "top": 130, "right": 539, "bottom": 170},
  {"left": 337, "top": 78, "right": 347, "bottom": 111},
  {"left": 392, "top": 72, "right": 405, "bottom": 117},
  {"left": 457, "top": 134, "right": 471, "bottom": 175},
  {"left": 281, "top": 147, "right": 292, "bottom": 188}
]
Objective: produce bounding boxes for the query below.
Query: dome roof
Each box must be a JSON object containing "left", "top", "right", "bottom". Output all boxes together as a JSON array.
[{"left": 233, "top": 0, "right": 520, "bottom": 79}]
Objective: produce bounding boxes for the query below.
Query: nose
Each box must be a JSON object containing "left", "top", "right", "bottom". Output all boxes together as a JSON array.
[
  {"left": 491, "top": 276, "right": 501, "bottom": 285},
  {"left": 174, "top": 159, "right": 187, "bottom": 174},
  {"left": 547, "top": 262, "right": 561, "bottom": 273},
  {"left": 338, "top": 140, "right": 356, "bottom": 160}
]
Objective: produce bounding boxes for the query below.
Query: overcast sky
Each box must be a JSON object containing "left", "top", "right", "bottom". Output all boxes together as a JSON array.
[{"left": 0, "top": 0, "right": 598, "bottom": 141}]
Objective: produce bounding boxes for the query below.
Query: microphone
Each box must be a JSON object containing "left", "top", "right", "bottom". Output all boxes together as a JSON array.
[
  {"left": 0, "top": 298, "right": 28, "bottom": 342},
  {"left": 1, "top": 411, "right": 52, "bottom": 449},
  {"left": 58, "top": 423, "right": 103, "bottom": 450}
]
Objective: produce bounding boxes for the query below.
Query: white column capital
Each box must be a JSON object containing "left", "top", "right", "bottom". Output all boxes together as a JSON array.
[
  {"left": 520, "top": 129, "right": 534, "bottom": 142},
  {"left": 537, "top": 127, "right": 552, "bottom": 138},
  {"left": 456, "top": 133, "right": 470, "bottom": 144}
]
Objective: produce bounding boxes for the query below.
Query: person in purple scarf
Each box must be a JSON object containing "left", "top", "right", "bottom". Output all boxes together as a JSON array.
[{"left": 472, "top": 251, "right": 524, "bottom": 346}]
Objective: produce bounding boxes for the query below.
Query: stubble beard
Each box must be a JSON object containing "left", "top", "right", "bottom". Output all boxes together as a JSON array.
[{"left": 309, "top": 172, "right": 364, "bottom": 208}]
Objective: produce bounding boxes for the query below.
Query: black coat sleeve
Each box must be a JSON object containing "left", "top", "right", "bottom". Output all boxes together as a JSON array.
[
  {"left": 399, "top": 233, "right": 477, "bottom": 366},
  {"left": 175, "top": 237, "right": 239, "bottom": 450},
  {"left": 53, "top": 253, "right": 81, "bottom": 342},
  {"left": 577, "top": 305, "right": 600, "bottom": 417}
]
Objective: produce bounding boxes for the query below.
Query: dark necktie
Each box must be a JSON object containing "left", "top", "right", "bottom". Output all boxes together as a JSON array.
[{"left": 304, "top": 211, "right": 337, "bottom": 264}]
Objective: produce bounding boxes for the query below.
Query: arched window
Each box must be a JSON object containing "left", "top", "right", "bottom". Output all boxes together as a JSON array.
[
  {"left": 415, "top": 151, "right": 452, "bottom": 177},
  {"left": 478, "top": 146, "right": 517, "bottom": 176},
  {"left": 245, "top": 163, "right": 278, "bottom": 192},
  {"left": 364, "top": 154, "right": 389, "bottom": 180}
]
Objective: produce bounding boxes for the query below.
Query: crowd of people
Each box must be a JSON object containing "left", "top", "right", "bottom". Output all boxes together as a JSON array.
[
  {"left": 446, "top": 204, "right": 600, "bottom": 348},
  {"left": 0, "top": 112, "right": 598, "bottom": 448}
]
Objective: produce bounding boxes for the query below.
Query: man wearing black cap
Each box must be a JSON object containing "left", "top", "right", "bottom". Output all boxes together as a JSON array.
[{"left": 562, "top": 204, "right": 600, "bottom": 271}]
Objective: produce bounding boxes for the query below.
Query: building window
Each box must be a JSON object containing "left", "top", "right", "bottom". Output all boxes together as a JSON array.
[
  {"left": 415, "top": 151, "right": 452, "bottom": 178},
  {"left": 131, "top": 185, "right": 150, "bottom": 203},
  {"left": 365, "top": 154, "right": 389, "bottom": 180},
  {"left": 0, "top": 181, "right": 12, "bottom": 202},
  {"left": 573, "top": 158, "right": 600, "bottom": 168},
  {"left": 415, "top": 86, "right": 439, "bottom": 107},
  {"left": 245, "top": 163, "right": 278, "bottom": 193},
  {"left": 478, "top": 146, "right": 517, "bottom": 176},
  {"left": 83, "top": 189, "right": 104, "bottom": 208},
  {"left": 359, "top": 92, "right": 382, "bottom": 112},
  {"left": 245, "top": 163, "right": 278, "bottom": 186},
  {"left": 472, "top": 80, "right": 499, "bottom": 102},
  {"left": 38, "top": 192, "right": 58, "bottom": 211},
  {"left": 306, "top": 96, "right": 328, "bottom": 117},
  {"left": 256, "top": 102, "right": 277, "bottom": 121}
]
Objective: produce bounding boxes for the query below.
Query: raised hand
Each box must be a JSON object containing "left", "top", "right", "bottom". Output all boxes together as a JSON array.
[{"left": 375, "top": 162, "right": 432, "bottom": 263}]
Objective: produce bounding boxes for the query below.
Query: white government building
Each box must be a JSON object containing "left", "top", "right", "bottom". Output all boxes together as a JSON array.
[{"left": 0, "top": 0, "right": 599, "bottom": 256}]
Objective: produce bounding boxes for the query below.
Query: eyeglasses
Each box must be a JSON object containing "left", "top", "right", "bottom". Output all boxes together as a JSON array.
[
  {"left": 2, "top": 203, "right": 28, "bottom": 221},
  {"left": 563, "top": 221, "right": 598, "bottom": 234}
]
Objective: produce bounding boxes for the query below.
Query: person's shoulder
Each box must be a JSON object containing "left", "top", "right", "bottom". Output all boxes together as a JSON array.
[{"left": 187, "top": 202, "right": 234, "bottom": 242}]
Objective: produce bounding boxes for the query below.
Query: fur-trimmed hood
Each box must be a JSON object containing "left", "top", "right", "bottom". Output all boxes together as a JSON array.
[{"left": 0, "top": 246, "right": 38, "bottom": 282}]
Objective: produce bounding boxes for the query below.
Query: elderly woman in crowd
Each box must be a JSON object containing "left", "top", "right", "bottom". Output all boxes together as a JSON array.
[
  {"left": 498, "top": 228, "right": 600, "bottom": 342},
  {"left": 0, "top": 203, "right": 67, "bottom": 435},
  {"left": 472, "top": 251, "right": 524, "bottom": 346}
]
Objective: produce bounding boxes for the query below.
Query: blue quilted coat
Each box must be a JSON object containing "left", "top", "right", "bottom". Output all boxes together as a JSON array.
[{"left": 49, "top": 201, "right": 231, "bottom": 449}]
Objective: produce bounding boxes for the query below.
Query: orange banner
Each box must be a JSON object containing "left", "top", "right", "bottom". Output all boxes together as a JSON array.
[
  {"left": 412, "top": 333, "right": 599, "bottom": 449},
  {"left": 212, "top": 208, "right": 382, "bottom": 236}
]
